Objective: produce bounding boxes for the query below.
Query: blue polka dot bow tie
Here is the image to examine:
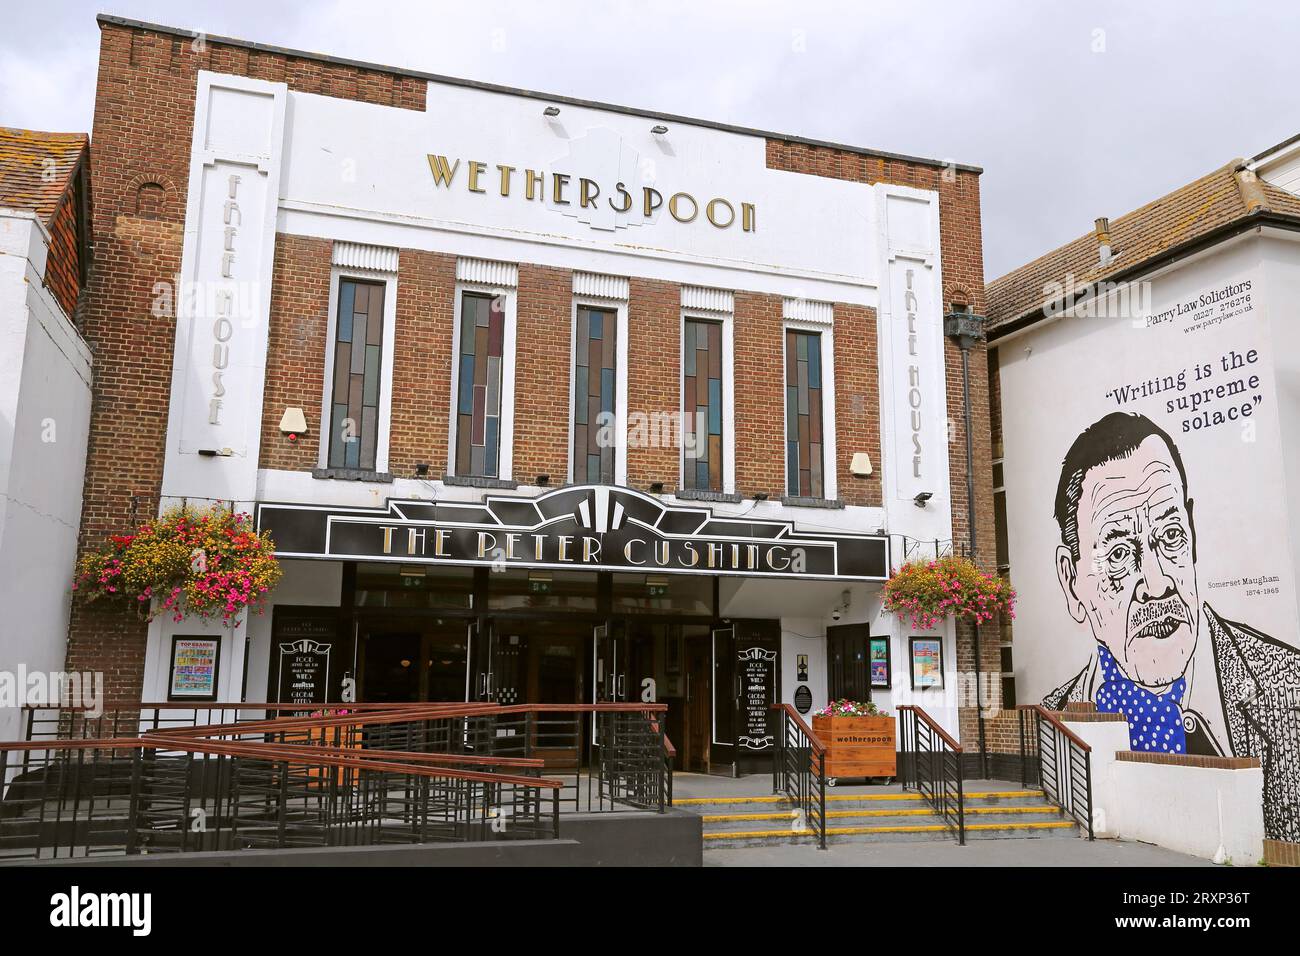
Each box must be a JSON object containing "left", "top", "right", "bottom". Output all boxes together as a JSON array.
[{"left": 1094, "top": 646, "right": 1188, "bottom": 755}]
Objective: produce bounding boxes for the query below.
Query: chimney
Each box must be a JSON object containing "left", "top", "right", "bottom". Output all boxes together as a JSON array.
[{"left": 1095, "top": 217, "right": 1113, "bottom": 267}]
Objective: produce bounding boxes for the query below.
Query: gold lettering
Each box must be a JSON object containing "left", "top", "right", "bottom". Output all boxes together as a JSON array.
[
  {"left": 476, "top": 531, "right": 497, "bottom": 558},
  {"left": 610, "top": 182, "right": 633, "bottom": 212},
  {"left": 582, "top": 536, "right": 601, "bottom": 562},
  {"left": 679, "top": 541, "right": 699, "bottom": 567},
  {"left": 525, "top": 169, "right": 545, "bottom": 201},
  {"left": 408, "top": 528, "right": 426, "bottom": 556},
  {"left": 434, "top": 529, "right": 451, "bottom": 557},
  {"left": 427, "top": 155, "right": 460, "bottom": 187},
  {"left": 579, "top": 178, "right": 600, "bottom": 208},
  {"left": 668, "top": 192, "right": 698, "bottom": 223},
  {"left": 643, "top": 187, "right": 663, "bottom": 218},
  {"left": 552, "top": 173, "right": 570, "bottom": 205},
  {"left": 558, "top": 535, "right": 574, "bottom": 561},
  {"left": 707, "top": 198, "right": 735, "bottom": 228},
  {"left": 742, "top": 202, "right": 757, "bottom": 232},
  {"left": 624, "top": 539, "right": 646, "bottom": 565},
  {"left": 497, "top": 164, "right": 514, "bottom": 196},
  {"left": 381, "top": 526, "right": 396, "bottom": 554},
  {"left": 467, "top": 161, "right": 487, "bottom": 193},
  {"left": 506, "top": 532, "right": 521, "bottom": 559},
  {"left": 765, "top": 545, "right": 790, "bottom": 571}
]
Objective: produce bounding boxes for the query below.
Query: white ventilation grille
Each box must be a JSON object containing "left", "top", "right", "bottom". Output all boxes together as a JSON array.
[
  {"left": 783, "top": 297, "right": 834, "bottom": 325},
  {"left": 573, "top": 272, "right": 630, "bottom": 301},
  {"left": 681, "top": 286, "right": 733, "bottom": 314},
  {"left": 332, "top": 241, "right": 398, "bottom": 273},
  {"left": 456, "top": 257, "right": 519, "bottom": 288}
]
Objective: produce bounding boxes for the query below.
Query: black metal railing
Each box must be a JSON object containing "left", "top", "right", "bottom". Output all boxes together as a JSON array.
[
  {"left": 898, "top": 705, "right": 964, "bottom": 844},
  {"left": 1, "top": 701, "right": 673, "bottom": 863},
  {"left": 770, "top": 704, "right": 827, "bottom": 849},
  {"left": 1017, "top": 705, "right": 1093, "bottom": 839}
]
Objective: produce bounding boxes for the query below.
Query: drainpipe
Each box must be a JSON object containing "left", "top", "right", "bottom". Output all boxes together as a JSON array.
[{"left": 943, "top": 306, "right": 989, "bottom": 780}]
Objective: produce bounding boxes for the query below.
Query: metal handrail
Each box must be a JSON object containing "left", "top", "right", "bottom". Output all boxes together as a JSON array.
[
  {"left": 1016, "top": 705, "right": 1094, "bottom": 840},
  {"left": 770, "top": 704, "right": 827, "bottom": 849},
  {"left": 897, "top": 705, "right": 965, "bottom": 844}
]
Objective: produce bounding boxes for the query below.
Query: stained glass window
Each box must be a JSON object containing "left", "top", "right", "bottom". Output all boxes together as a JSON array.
[
  {"left": 785, "top": 329, "right": 824, "bottom": 498},
  {"left": 455, "top": 291, "right": 505, "bottom": 477},
  {"left": 682, "top": 318, "right": 723, "bottom": 491},
  {"left": 573, "top": 305, "right": 617, "bottom": 483},
  {"left": 328, "top": 278, "right": 385, "bottom": 471}
]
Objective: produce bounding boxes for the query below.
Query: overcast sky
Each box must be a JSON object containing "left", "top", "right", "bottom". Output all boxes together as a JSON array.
[{"left": 2, "top": 1, "right": 1296, "bottom": 279}]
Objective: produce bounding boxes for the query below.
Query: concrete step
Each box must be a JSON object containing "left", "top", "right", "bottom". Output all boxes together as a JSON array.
[
  {"left": 680, "top": 788, "right": 1078, "bottom": 847},
  {"left": 701, "top": 804, "right": 1063, "bottom": 830},
  {"left": 677, "top": 789, "right": 1049, "bottom": 814},
  {"left": 702, "top": 818, "right": 1078, "bottom": 848}
]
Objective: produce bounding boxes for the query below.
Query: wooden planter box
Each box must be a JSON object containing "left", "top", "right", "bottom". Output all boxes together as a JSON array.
[{"left": 812, "top": 714, "right": 897, "bottom": 782}]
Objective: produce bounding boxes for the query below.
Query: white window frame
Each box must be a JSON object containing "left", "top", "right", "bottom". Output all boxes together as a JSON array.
[
  {"left": 567, "top": 296, "right": 628, "bottom": 486},
  {"left": 781, "top": 319, "right": 838, "bottom": 500},
  {"left": 447, "top": 283, "right": 518, "bottom": 480},
  {"left": 679, "top": 310, "right": 736, "bottom": 494},
  {"left": 318, "top": 267, "right": 398, "bottom": 473}
]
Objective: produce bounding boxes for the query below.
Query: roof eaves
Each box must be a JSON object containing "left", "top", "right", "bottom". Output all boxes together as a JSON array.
[{"left": 96, "top": 13, "right": 983, "bottom": 175}]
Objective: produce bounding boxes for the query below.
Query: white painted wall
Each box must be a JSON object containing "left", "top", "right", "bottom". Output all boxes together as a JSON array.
[
  {"left": 998, "top": 235, "right": 1299, "bottom": 714},
  {"left": 0, "top": 210, "right": 93, "bottom": 743},
  {"left": 1066, "top": 717, "right": 1263, "bottom": 865}
]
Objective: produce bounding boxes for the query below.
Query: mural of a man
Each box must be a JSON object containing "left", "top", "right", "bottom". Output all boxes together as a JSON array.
[{"left": 1046, "top": 411, "right": 1300, "bottom": 842}]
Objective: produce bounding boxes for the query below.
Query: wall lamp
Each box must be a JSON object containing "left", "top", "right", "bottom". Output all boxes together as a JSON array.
[
  {"left": 536, "top": 474, "right": 551, "bottom": 487},
  {"left": 913, "top": 491, "right": 933, "bottom": 508},
  {"left": 649, "top": 482, "right": 665, "bottom": 494},
  {"left": 752, "top": 492, "right": 769, "bottom": 502},
  {"left": 415, "top": 463, "right": 430, "bottom": 477},
  {"left": 543, "top": 106, "right": 561, "bottom": 117},
  {"left": 651, "top": 124, "right": 669, "bottom": 135}
]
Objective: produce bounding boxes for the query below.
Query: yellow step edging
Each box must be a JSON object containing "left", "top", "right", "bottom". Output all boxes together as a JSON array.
[
  {"left": 703, "top": 805, "right": 1058, "bottom": 824},
  {"left": 676, "top": 789, "right": 1041, "bottom": 807},
  {"left": 702, "top": 819, "right": 1077, "bottom": 841}
]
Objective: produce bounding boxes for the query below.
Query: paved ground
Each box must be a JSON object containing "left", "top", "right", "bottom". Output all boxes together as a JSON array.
[
  {"left": 705, "top": 836, "right": 1213, "bottom": 866},
  {"left": 674, "top": 771, "right": 926, "bottom": 799}
]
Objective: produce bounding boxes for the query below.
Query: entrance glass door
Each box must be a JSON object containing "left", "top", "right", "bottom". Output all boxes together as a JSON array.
[{"left": 357, "top": 618, "right": 470, "bottom": 703}]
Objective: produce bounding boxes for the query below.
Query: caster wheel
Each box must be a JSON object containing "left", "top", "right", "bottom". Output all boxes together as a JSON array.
[{"left": 827, "top": 777, "right": 838, "bottom": 787}]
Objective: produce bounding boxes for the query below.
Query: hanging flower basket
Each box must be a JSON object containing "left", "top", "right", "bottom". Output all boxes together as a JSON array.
[
  {"left": 881, "top": 555, "right": 1015, "bottom": 631},
  {"left": 73, "top": 504, "right": 282, "bottom": 626}
]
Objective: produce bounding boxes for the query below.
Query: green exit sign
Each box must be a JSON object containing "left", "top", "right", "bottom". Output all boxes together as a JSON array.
[{"left": 529, "top": 580, "right": 552, "bottom": 594}]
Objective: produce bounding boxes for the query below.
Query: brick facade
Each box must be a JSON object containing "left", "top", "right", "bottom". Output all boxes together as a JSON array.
[
  {"left": 511, "top": 264, "right": 573, "bottom": 483},
  {"left": 70, "top": 20, "right": 992, "bottom": 745},
  {"left": 389, "top": 250, "right": 457, "bottom": 476},
  {"left": 626, "top": 278, "right": 682, "bottom": 490},
  {"left": 259, "top": 235, "right": 333, "bottom": 472},
  {"left": 766, "top": 140, "right": 997, "bottom": 756},
  {"left": 832, "top": 303, "right": 883, "bottom": 507},
  {"left": 732, "top": 291, "right": 787, "bottom": 498},
  {"left": 67, "top": 21, "right": 434, "bottom": 706}
]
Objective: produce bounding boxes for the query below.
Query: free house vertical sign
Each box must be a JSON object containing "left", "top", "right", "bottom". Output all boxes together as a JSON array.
[{"left": 170, "top": 73, "right": 286, "bottom": 499}]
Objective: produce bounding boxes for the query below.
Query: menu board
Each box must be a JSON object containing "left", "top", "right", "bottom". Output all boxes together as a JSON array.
[
  {"left": 273, "top": 611, "right": 338, "bottom": 712},
  {"left": 737, "top": 646, "right": 777, "bottom": 750},
  {"left": 168, "top": 635, "right": 221, "bottom": 700}
]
